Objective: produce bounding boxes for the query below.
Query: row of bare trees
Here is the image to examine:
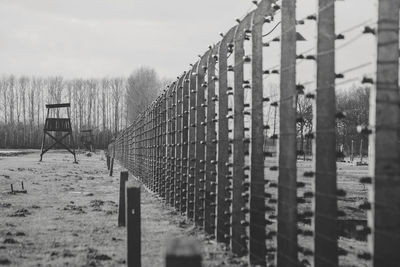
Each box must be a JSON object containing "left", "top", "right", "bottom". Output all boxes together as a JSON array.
[
  {"left": 0, "top": 65, "right": 367, "bottom": 154},
  {"left": 294, "top": 86, "right": 369, "bottom": 158},
  {"left": 0, "top": 67, "right": 165, "bottom": 149}
]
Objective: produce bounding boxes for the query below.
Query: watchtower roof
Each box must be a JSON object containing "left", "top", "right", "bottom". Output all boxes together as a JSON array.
[{"left": 45, "top": 103, "right": 71, "bottom": 109}]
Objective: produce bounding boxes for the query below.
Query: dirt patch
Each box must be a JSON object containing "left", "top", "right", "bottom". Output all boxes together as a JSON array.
[
  {"left": 62, "top": 249, "right": 75, "bottom": 258},
  {"left": 87, "top": 248, "right": 112, "bottom": 261},
  {"left": 3, "top": 238, "right": 18, "bottom": 244},
  {"left": 89, "top": 200, "right": 105, "bottom": 208},
  {"left": 63, "top": 204, "right": 86, "bottom": 214},
  {"left": 8, "top": 209, "right": 30, "bottom": 217},
  {"left": 0, "top": 151, "right": 34, "bottom": 157},
  {"left": 0, "top": 256, "right": 11, "bottom": 265}
]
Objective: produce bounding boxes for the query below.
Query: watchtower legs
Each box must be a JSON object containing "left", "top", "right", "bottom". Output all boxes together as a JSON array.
[
  {"left": 70, "top": 132, "right": 78, "bottom": 164},
  {"left": 39, "top": 129, "right": 46, "bottom": 162}
]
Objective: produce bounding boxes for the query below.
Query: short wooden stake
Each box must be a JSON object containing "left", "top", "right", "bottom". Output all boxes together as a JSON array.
[
  {"left": 165, "top": 238, "right": 202, "bottom": 267},
  {"left": 107, "top": 155, "right": 110, "bottom": 170},
  {"left": 350, "top": 140, "right": 354, "bottom": 162},
  {"left": 126, "top": 182, "right": 141, "bottom": 267},
  {"left": 109, "top": 157, "right": 114, "bottom": 176},
  {"left": 118, "top": 171, "right": 129, "bottom": 226}
]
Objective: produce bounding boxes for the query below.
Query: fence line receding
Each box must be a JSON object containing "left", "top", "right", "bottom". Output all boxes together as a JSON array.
[{"left": 108, "top": 0, "right": 400, "bottom": 266}]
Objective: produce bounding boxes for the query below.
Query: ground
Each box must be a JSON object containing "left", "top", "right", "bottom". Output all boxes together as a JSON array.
[{"left": 0, "top": 150, "right": 245, "bottom": 267}]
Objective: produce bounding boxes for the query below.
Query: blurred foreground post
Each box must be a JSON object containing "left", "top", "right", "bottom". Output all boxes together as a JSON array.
[
  {"left": 126, "top": 182, "right": 141, "bottom": 267},
  {"left": 278, "top": 0, "right": 298, "bottom": 265},
  {"left": 314, "top": 0, "right": 338, "bottom": 266},
  {"left": 369, "top": 0, "right": 400, "bottom": 265},
  {"left": 118, "top": 171, "right": 129, "bottom": 226},
  {"left": 165, "top": 238, "right": 202, "bottom": 267}
]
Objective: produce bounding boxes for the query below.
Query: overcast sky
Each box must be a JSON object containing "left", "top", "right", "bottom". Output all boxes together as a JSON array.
[
  {"left": 0, "top": 0, "right": 254, "bottom": 79},
  {"left": 0, "top": 0, "right": 376, "bottom": 80}
]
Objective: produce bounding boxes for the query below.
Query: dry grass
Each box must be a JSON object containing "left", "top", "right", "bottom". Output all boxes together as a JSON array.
[{"left": 0, "top": 150, "right": 370, "bottom": 266}]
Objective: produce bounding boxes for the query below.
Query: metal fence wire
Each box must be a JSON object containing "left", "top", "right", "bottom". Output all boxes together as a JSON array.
[{"left": 108, "top": 0, "right": 400, "bottom": 266}]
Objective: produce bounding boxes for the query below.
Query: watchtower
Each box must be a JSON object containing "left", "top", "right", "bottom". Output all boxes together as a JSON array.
[{"left": 40, "top": 103, "right": 77, "bottom": 163}]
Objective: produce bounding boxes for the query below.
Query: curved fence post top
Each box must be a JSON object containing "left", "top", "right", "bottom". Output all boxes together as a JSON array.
[
  {"left": 196, "top": 49, "right": 211, "bottom": 75},
  {"left": 234, "top": 10, "right": 255, "bottom": 41}
]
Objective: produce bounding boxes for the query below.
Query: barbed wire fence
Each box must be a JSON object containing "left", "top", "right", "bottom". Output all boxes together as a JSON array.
[{"left": 108, "top": 0, "right": 400, "bottom": 266}]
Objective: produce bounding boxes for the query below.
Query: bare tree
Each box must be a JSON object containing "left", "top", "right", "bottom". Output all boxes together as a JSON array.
[
  {"left": 47, "top": 77, "right": 64, "bottom": 105},
  {"left": 336, "top": 86, "right": 369, "bottom": 155},
  {"left": 0, "top": 76, "right": 8, "bottom": 147},
  {"left": 126, "top": 67, "right": 161, "bottom": 123},
  {"left": 1, "top": 76, "right": 8, "bottom": 125},
  {"left": 296, "top": 94, "right": 312, "bottom": 157},
  {"left": 85, "top": 79, "right": 97, "bottom": 129},
  {"left": 101, "top": 78, "right": 109, "bottom": 131},
  {"left": 111, "top": 77, "right": 124, "bottom": 134},
  {"left": 0, "top": 70, "right": 163, "bottom": 148},
  {"left": 27, "top": 78, "right": 36, "bottom": 144},
  {"left": 18, "top": 76, "right": 29, "bottom": 146},
  {"left": 73, "top": 79, "right": 85, "bottom": 131}
]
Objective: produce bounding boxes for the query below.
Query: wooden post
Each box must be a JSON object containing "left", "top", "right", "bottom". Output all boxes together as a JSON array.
[
  {"left": 217, "top": 25, "right": 237, "bottom": 245},
  {"left": 175, "top": 76, "right": 184, "bottom": 210},
  {"left": 139, "top": 115, "right": 147, "bottom": 186},
  {"left": 161, "top": 92, "right": 168, "bottom": 199},
  {"left": 127, "top": 128, "right": 130, "bottom": 172},
  {"left": 152, "top": 105, "right": 155, "bottom": 188},
  {"left": 109, "top": 157, "right": 114, "bottom": 177},
  {"left": 277, "top": 0, "right": 298, "bottom": 266},
  {"left": 204, "top": 44, "right": 219, "bottom": 237},
  {"left": 194, "top": 51, "right": 210, "bottom": 226},
  {"left": 123, "top": 129, "right": 127, "bottom": 168},
  {"left": 143, "top": 114, "right": 146, "bottom": 185},
  {"left": 370, "top": 0, "right": 400, "bottom": 265},
  {"left": 171, "top": 82, "right": 177, "bottom": 207},
  {"left": 153, "top": 104, "right": 157, "bottom": 191},
  {"left": 181, "top": 71, "right": 191, "bottom": 214},
  {"left": 166, "top": 85, "right": 173, "bottom": 205},
  {"left": 158, "top": 99, "right": 163, "bottom": 195},
  {"left": 154, "top": 101, "right": 160, "bottom": 194},
  {"left": 118, "top": 171, "right": 129, "bottom": 226},
  {"left": 106, "top": 155, "right": 110, "bottom": 170},
  {"left": 351, "top": 140, "right": 354, "bottom": 162},
  {"left": 231, "top": 11, "right": 253, "bottom": 256},
  {"left": 145, "top": 111, "right": 149, "bottom": 186},
  {"left": 188, "top": 62, "right": 199, "bottom": 220},
  {"left": 165, "top": 238, "right": 202, "bottom": 267},
  {"left": 249, "top": 0, "right": 270, "bottom": 265},
  {"left": 157, "top": 96, "right": 162, "bottom": 195},
  {"left": 131, "top": 130, "right": 135, "bottom": 176},
  {"left": 125, "top": 182, "right": 141, "bottom": 267},
  {"left": 138, "top": 118, "right": 142, "bottom": 180},
  {"left": 314, "top": 0, "right": 338, "bottom": 266},
  {"left": 134, "top": 125, "right": 138, "bottom": 178}
]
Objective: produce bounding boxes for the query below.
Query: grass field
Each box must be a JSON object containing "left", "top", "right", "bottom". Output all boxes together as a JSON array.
[{"left": 0, "top": 150, "right": 370, "bottom": 266}]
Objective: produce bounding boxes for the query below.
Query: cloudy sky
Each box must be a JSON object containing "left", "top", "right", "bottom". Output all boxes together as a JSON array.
[
  {"left": 0, "top": 0, "right": 254, "bottom": 79},
  {"left": 0, "top": 0, "right": 375, "bottom": 80}
]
